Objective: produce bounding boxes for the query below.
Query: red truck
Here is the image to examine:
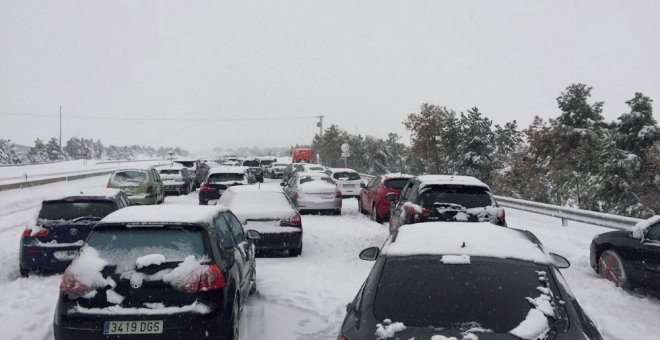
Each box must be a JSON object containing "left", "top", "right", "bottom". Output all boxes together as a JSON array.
[{"left": 291, "top": 147, "right": 313, "bottom": 163}]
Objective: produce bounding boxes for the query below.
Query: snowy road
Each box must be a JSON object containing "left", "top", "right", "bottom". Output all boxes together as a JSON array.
[{"left": 0, "top": 175, "right": 659, "bottom": 340}]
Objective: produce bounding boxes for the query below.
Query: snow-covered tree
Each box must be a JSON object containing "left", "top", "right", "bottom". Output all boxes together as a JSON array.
[
  {"left": 45, "top": 138, "right": 66, "bottom": 161},
  {"left": 27, "top": 138, "right": 48, "bottom": 163}
]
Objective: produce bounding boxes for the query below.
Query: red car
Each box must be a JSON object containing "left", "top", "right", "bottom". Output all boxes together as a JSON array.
[{"left": 358, "top": 174, "right": 413, "bottom": 222}]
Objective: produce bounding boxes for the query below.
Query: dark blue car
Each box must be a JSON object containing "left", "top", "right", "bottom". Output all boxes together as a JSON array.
[{"left": 19, "top": 188, "right": 130, "bottom": 276}]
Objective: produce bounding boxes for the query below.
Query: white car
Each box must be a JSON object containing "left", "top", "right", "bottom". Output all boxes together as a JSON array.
[
  {"left": 325, "top": 168, "right": 362, "bottom": 198},
  {"left": 282, "top": 171, "right": 342, "bottom": 215}
]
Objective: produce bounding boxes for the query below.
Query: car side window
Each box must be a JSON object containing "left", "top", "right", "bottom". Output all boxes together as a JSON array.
[
  {"left": 119, "top": 193, "right": 130, "bottom": 207},
  {"left": 372, "top": 176, "right": 382, "bottom": 188},
  {"left": 224, "top": 212, "right": 246, "bottom": 244},
  {"left": 214, "top": 216, "right": 235, "bottom": 248},
  {"left": 647, "top": 223, "right": 660, "bottom": 242},
  {"left": 400, "top": 182, "right": 413, "bottom": 202},
  {"left": 366, "top": 177, "right": 377, "bottom": 188}
]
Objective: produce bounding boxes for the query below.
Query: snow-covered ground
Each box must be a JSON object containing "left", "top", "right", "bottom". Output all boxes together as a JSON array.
[
  {"left": 0, "top": 175, "right": 658, "bottom": 340},
  {"left": 0, "top": 159, "right": 167, "bottom": 185}
]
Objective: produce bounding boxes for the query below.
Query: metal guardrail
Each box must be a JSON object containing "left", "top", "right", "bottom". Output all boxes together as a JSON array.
[
  {"left": 494, "top": 196, "right": 643, "bottom": 230},
  {"left": 0, "top": 170, "right": 115, "bottom": 192},
  {"left": 359, "top": 173, "right": 643, "bottom": 230}
]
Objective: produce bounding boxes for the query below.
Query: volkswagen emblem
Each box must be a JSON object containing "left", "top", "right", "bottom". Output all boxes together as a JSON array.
[
  {"left": 130, "top": 276, "right": 143, "bottom": 289},
  {"left": 69, "top": 228, "right": 78, "bottom": 236}
]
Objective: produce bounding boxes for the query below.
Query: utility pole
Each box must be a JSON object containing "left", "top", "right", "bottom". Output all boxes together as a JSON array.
[
  {"left": 316, "top": 115, "right": 325, "bottom": 164},
  {"left": 59, "top": 105, "right": 62, "bottom": 152}
]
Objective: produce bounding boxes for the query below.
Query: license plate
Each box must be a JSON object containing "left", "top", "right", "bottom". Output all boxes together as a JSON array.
[
  {"left": 342, "top": 184, "right": 354, "bottom": 187},
  {"left": 103, "top": 320, "right": 163, "bottom": 335},
  {"left": 53, "top": 250, "right": 79, "bottom": 261}
]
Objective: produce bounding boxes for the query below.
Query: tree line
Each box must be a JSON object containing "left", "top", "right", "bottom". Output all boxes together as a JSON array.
[
  {"left": 312, "top": 83, "right": 659, "bottom": 218},
  {"left": 0, "top": 136, "right": 189, "bottom": 165}
]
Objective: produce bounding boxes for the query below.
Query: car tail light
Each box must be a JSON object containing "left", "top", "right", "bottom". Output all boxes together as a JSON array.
[
  {"left": 60, "top": 268, "right": 91, "bottom": 295},
  {"left": 184, "top": 264, "right": 226, "bottom": 293},
  {"left": 340, "top": 336, "right": 349, "bottom": 340},
  {"left": 22, "top": 228, "right": 49, "bottom": 238},
  {"left": 200, "top": 185, "right": 217, "bottom": 193},
  {"left": 405, "top": 205, "right": 418, "bottom": 216},
  {"left": 290, "top": 212, "right": 302, "bottom": 227},
  {"left": 293, "top": 191, "right": 299, "bottom": 200},
  {"left": 422, "top": 208, "right": 433, "bottom": 217},
  {"left": 498, "top": 208, "right": 506, "bottom": 223},
  {"left": 145, "top": 185, "right": 153, "bottom": 194},
  {"left": 335, "top": 191, "right": 342, "bottom": 198}
]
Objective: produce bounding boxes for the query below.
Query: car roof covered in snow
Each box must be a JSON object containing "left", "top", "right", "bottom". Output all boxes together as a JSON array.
[
  {"left": 225, "top": 185, "right": 283, "bottom": 194},
  {"left": 44, "top": 188, "right": 125, "bottom": 202},
  {"left": 156, "top": 163, "right": 186, "bottom": 170},
  {"left": 296, "top": 171, "right": 330, "bottom": 178},
  {"left": 381, "top": 173, "right": 414, "bottom": 180},
  {"left": 208, "top": 166, "right": 247, "bottom": 175},
  {"left": 327, "top": 168, "right": 358, "bottom": 173},
  {"left": 100, "top": 205, "right": 228, "bottom": 225},
  {"left": 113, "top": 165, "right": 159, "bottom": 172},
  {"left": 416, "top": 175, "right": 490, "bottom": 190},
  {"left": 384, "top": 222, "right": 550, "bottom": 264}
]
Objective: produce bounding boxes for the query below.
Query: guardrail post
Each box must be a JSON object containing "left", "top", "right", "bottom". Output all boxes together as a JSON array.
[{"left": 561, "top": 217, "right": 568, "bottom": 227}]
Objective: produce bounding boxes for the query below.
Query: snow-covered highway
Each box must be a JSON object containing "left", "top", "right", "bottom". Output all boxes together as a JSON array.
[{"left": 0, "top": 175, "right": 659, "bottom": 340}]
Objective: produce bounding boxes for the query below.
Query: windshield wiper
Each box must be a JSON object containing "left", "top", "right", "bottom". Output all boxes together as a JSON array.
[{"left": 70, "top": 216, "right": 102, "bottom": 222}]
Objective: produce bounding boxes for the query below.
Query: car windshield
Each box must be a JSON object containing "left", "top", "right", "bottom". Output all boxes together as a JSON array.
[
  {"left": 306, "top": 166, "right": 325, "bottom": 172},
  {"left": 374, "top": 257, "right": 555, "bottom": 332},
  {"left": 38, "top": 200, "right": 117, "bottom": 221},
  {"left": 332, "top": 171, "right": 360, "bottom": 180},
  {"left": 273, "top": 164, "right": 287, "bottom": 168},
  {"left": 384, "top": 178, "right": 409, "bottom": 189},
  {"left": 174, "top": 161, "right": 195, "bottom": 168},
  {"left": 260, "top": 160, "right": 274, "bottom": 166},
  {"left": 110, "top": 171, "right": 147, "bottom": 184},
  {"left": 419, "top": 185, "right": 493, "bottom": 208},
  {"left": 159, "top": 169, "right": 180, "bottom": 175},
  {"left": 85, "top": 227, "right": 207, "bottom": 270},
  {"left": 208, "top": 173, "right": 245, "bottom": 183}
]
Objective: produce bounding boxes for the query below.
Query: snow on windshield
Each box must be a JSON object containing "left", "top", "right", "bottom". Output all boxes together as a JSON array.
[{"left": 110, "top": 171, "right": 147, "bottom": 185}]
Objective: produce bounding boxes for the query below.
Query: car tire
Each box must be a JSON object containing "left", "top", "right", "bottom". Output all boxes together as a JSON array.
[
  {"left": 598, "top": 249, "right": 630, "bottom": 288},
  {"left": 289, "top": 246, "right": 302, "bottom": 257},
  {"left": 19, "top": 265, "right": 29, "bottom": 277},
  {"left": 248, "top": 269, "right": 257, "bottom": 296},
  {"left": 371, "top": 205, "right": 383, "bottom": 223},
  {"left": 227, "top": 295, "right": 240, "bottom": 340},
  {"left": 358, "top": 198, "right": 366, "bottom": 214}
]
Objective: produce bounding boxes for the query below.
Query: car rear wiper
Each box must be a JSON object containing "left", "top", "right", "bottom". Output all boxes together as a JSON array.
[{"left": 70, "top": 216, "right": 102, "bottom": 222}]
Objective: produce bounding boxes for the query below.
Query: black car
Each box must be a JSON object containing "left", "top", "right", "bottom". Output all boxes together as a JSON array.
[
  {"left": 53, "top": 205, "right": 259, "bottom": 340},
  {"left": 241, "top": 159, "right": 263, "bottom": 183},
  {"left": 388, "top": 175, "right": 505, "bottom": 233},
  {"left": 590, "top": 215, "right": 660, "bottom": 291},
  {"left": 19, "top": 188, "right": 130, "bottom": 277},
  {"left": 199, "top": 167, "right": 250, "bottom": 205},
  {"left": 174, "top": 159, "right": 209, "bottom": 188},
  {"left": 339, "top": 222, "right": 603, "bottom": 340}
]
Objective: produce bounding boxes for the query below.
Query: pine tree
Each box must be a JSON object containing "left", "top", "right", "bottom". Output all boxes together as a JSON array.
[
  {"left": 46, "top": 138, "right": 66, "bottom": 161},
  {"left": 27, "top": 138, "right": 49, "bottom": 163}
]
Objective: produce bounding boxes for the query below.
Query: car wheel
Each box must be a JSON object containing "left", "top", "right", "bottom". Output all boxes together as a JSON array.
[
  {"left": 227, "top": 295, "right": 240, "bottom": 340},
  {"left": 248, "top": 269, "right": 257, "bottom": 296},
  {"left": 358, "top": 198, "right": 366, "bottom": 214},
  {"left": 19, "top": 265, "right": 29, "bottom": 277},
  {"left": 371, "top": 205, "right": 383, "bottom": 223},
  {"left": 289, "top": 246, "right": 302, "bottom": 257},
  {"left": 598, "top": 249, "right": 630, "bottom": 288}
]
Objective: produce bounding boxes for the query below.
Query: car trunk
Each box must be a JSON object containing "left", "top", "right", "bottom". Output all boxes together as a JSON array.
[{"left": 38, "top": 220, "right": 97, "bottom": 244}]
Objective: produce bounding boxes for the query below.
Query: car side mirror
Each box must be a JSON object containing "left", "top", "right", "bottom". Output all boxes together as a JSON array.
[
  {"left": 385, "top": 193, "right": 397, "bottom": 202},
  {"left": 549, "top": 253, "right": 570, "bottom": 269},
  {"left": 346, "top": 303, "right": 353, "bottom": 312},
  {"left": 246, "top": 229, "right": 260, "bottom": 240},
  {"left": 632, "top": 227, "right": 645, "bottom": 241},
  {"left": 280, "top": 182, "right": 285, "bottom": 187},
  {"left": 360, "top": 182, "right": 366, "bottom": 188},
  {"left": 359, "top": 247, "right": 380, "bottom": 261}
]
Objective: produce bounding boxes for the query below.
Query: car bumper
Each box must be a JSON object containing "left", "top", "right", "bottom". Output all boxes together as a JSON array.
[
  {"left": 127, "top": 194, "right": 158, "bottom": 205},
  {"left": 19, "top": 245, "right": 79, "bottom": 273},
  {"left": 199, "top": 190, "right": 224, "bottom": 204},
  {"left": 254, "top": 230, "right": 302, "bottom": 251},
  {"left": 296, "top": 198, "right": 342, "bottom": 211}
]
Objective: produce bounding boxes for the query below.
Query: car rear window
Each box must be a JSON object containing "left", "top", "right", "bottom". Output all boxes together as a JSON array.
[
  {"left": 384, "top": 178, "right": 409, "bottom": 189},
  {"left": 225, "top": 191, "right": 292, "bottom": 210},
  {"left": 159, "top": 169, "right": 181, "bottom": 175},
  {"left": 208, "top": 173, "right": 245, "bottom": 183},
  {"left": 374, "top": 257, "right": 553, "bottom": 332},
  {"left": 111, "top": 170, "right": 147, "bottom": 184},
  {"left": 419, "top": 185, "right": 493, "bottom": 208},
  {"left": 299, "top": 176, "right": 333, "bottom": 185},
  {"left": 333, "top": 172, "right": 360, "bottom": 180},
  {"left": 242, "top": 160, "right": 259, "bottom": 167},
  {"left": 38, "top": 200, "right": 117, "bottom": 221},
  {"left": 174, "top": 161, "right": 195, "bottom": 168},
  {"left": 260, "top": 160, "right": 274, "bottom": 166},
  {"left": 85, "top": 227, "right": 207, "bottom": 269},
  {"left": 307, "top": 166, "right": 325, "bottom": 171}
]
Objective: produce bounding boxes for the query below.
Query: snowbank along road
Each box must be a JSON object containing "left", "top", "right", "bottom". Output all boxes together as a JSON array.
[{"left": 0, "top": 175, "right": 659, "bottom": 340}]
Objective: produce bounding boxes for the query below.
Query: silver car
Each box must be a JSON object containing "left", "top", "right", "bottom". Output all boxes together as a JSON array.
[{"left": 282, "top": 171, "right": 342, "bottom": 215}]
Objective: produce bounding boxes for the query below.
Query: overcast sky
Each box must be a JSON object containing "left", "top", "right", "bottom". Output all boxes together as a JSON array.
[{"left": 1, "top": 0, "right": 659, "bottom": 155}]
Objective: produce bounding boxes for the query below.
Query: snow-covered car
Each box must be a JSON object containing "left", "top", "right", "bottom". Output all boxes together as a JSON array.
[
  {"left": 218, "top": 185, "right": 303, "bottom": 256},
  {"left": 388, "top": 175, "right": 505, "bottom": 233},
  {"left": 53, "top": 205, "right": 259, "bottom": 340},
  {"left": 174, "top": 159, "right": 209, "bottom": 189},
  {"left": 325, "top": 168, "right": 362, "bottom": 198},
  {"left": 359, "top": 173, "right": 413, "bottom": 222},
  {"left": 269, "top": 163, "right": 288, "bottom": 179},
  {"left": 241, "top": 159, "right": 263, "bottom": 183},
  {"left": 158, "top": 163, "right": 195, "bottom": 196},
  {"left": 198, "top": 166, "right": 251, "bottom": 205},
  {"left": 296, "top": 163, "right": 326, "bottom": 174},
  {"left": 18, "top": 189, "right": 130, "bottom": 277},
  {"left": 283, "top": 171, "right": 342, "bottom": 215},
  {"left": 106, "top": 167, "right": 165, "bottom": 205},
  {"left": 590, "top": 215, "right": 660, "bottom": 291},
  {"left": 339, "top": 222, "right": 603, "bottom": 340}
]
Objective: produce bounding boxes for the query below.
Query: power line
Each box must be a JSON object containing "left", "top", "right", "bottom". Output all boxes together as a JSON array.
[{"left": 0, "top": 112, "right": 319, "bottom": 123}]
